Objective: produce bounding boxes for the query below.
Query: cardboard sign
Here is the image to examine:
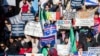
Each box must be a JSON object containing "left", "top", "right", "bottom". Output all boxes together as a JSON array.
[
  {"left": 85, "top": 0, "right": 98, "bottom": 5},
  {"left": 57, "top": 20, "right": 71, "bottom": 29},
  {"left": 24, "top": 21, "right": 43, "bottom": 37},
  {"left": 3, "top": 0, "right": 16, "bottom": 6},
  {"left": 11, "top": 23, "right": 25, "bottom": 36},
  {"left": 57, "top": 44, "right": 71, "bottom": 55},
  {"left": 40, "top": 35, "right": 55, "bottom": 47},
  {"left": 21, "top": 13, "right": 34, "bottom": 21},
  {"left": 25, "top": 53, "right": 43, "bottom": 56},
  {"left": 75, "top": 12, "right": 94, "bottom": 26}
]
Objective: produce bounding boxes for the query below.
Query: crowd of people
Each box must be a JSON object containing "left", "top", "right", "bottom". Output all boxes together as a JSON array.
[{"left": 0, "top": 0, "right": 100, "bottom": 56}]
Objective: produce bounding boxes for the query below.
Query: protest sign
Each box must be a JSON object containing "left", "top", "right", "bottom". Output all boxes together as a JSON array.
[
  {"left": 71, "top": 0, "right": 84, "bottom": 8},
  {"left": 24, "top": 21, "right": 43, "bottom": 37},
  {"left": 40, "top": 35, "right": 55, "bottom": 47},
  {"left": 25, "top": 53, "right": 43, "bottom": 56},
  {"left": 9, "top": 15, "right": 23, "bottom": 24},
  {"left": 57, "top": 20, "right": 71, "bottom": 29},
  {"left": 21, "top": 13, "right": 34, "bottom": 21},
  {"left": 44, "top": 24, "right": 57, "bottom": 37},
  {"left": 3, "top": 0, "right": 16, "bottom": 6},
  {"left": 57, "top": 44, "right": 70, "bottom": 55},
  {"left": 85, "top": 0, "right": 98, "bottom": 5},
  {"left": 63, "top": 10, "right": 76, "bottom": 20},
  {"left": 6, "top": 54, "right": 25, "bottom": 56},
  {"left": 88, "top": 47, "right": 100, "bottom": 54},
  {"left": 11, "top": 23, "right": 25, "bottom": 37},
  {"left": 75, "top": 12, "right": 94, "bottom": 26}
]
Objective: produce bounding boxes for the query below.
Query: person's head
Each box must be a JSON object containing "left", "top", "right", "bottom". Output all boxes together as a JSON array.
[
  {"left": 0, "top": 43, "right": 5, "bottom": 50},
  {"left": 94, "top": 12, "right": 99, "bottom": 18},
  {"left": 9, "top": 38, "right": 14, "bottom": 43},
  {"left": 86, "top": 37, "right": 92, "bottom": 42},
  {"left": 45, "top": 5, "right": 50, "bottom": 11},
  {"left": 18, "top": 37, "right": 22, "bottom": 41},
  {"left": 34, "top": 16, "right": 39, "bottom": 22},
  {"left": 78, "top": 44, "right": 83, "bottom": 52},
  {"left": 22, "top": 0, "right": 27, "bottom": 3},
  {"left": 64, "top": 37, "right": 69, "bottom": 44},
  {"left": 60, "top": 30, "right": 66, "bottom": 34}
]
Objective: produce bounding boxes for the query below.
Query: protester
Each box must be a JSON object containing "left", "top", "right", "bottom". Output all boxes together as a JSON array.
[
  {"left": 6, "top": 38, "right": 20, "bottom": 54},
  {"left": 0, "top": 43, "right": 8, "bottom": 56},
  {"left": 19, "top": 0, "right": 31, "bottom": 13}
]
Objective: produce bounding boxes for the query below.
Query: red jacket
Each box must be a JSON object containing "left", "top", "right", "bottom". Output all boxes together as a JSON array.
[
  {"left": 19, "top": 48, "right": 32, "bottom": 54},
  {"left": 22, "top": 4, "right": 29, "bottom": 13}
]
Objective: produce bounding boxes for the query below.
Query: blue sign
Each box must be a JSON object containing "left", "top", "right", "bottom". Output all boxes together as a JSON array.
[
  {"left": 40, "top": 35, "right": 55, "bottom": 47},
  {"left": 71, "top": 0, "right": 84, "bottom": 8},
  {"left": 44, "top": 24, "right": 57, "bottom": 36},
  {"left": 11, "top": 23, "right": 25, "bottom": 36}
]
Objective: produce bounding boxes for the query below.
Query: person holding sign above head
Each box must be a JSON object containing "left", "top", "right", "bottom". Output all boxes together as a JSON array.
[
  {"left": 19, "top": 0, "right": 31, "bottom": 13},
  {"left": 77, "top": 3, "right": 98, "bottom": 19}
]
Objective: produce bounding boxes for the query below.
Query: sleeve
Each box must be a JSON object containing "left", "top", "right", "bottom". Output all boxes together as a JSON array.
[{"left": 19, "top": 1, "right": 23, "bottom": 8}]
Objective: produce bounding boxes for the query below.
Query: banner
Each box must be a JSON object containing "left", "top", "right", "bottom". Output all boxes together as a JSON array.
[
  {"left": 40, "top": 35, "right": 55, "bottom": 47},
  {"left": 24, "top": 21, "right": 43, "bottom": 37},
  {"left": 75, "top": 12, "right": 94, "bottom": 26},
  {"left": 25, "top": 53, "right": 43, "bottom": 56},
  {"left": 3, "top": 0, "right": 16, "bottom": 6},
  {"left": 11, "top": 23, "right": 25, "bottom": 36},
  {"left": 71, "top": 0, "right": 84, "bottom": 8},
  {"left": 57, "top": 20, "right": 71, "bottom": 29},
  {"left": 57, "top": 44, "right": 70, "bottom": 55},
  {"left": 21, "top": 13, "right": 34, "bottom": 21},
  {"left": 63, "top": 10, "right": 76, "bottom": 20},
  {"left": 85, "top": 0, "right": 98, "bottom": 5},
  {"left": 44, "top": 24, "right": 57, "bottom": 36}
]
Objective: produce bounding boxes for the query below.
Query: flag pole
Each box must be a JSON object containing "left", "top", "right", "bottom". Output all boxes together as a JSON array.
[{"left": 39, "top": 4, "right": 44, "bottom": 37}]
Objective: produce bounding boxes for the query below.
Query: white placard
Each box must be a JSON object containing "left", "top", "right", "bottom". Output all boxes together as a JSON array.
[
  {"left": 24, "top": 21, "right": 43, "bottom": 37},
  {"left": 57, "top": 44, "right": 70, "bottom": 55},
  {"left": 75, "top": 12, "right": 94, "bottom": 26},
  {"left": 57, "top": 20, "right": 71, "bottom": 29},
  {"left": 3, "top": 0, "right": 16, "bottom": 6},
  {"left": 25, "top": 53, "right": 43, "bottom": 56}
]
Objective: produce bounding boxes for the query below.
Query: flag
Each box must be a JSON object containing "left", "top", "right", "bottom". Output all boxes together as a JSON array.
[
  {"left": 75, "top": 31, "right": 79, "bottom": 48},
  {"left": 70, "top": 27, "right": 77, "bottom": 53},
  {"left": 46, "top": 12, "right": 61, "bottom": 20},
  {"left": 39, "top": 8, "right": 47, "bottom": 28}
]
